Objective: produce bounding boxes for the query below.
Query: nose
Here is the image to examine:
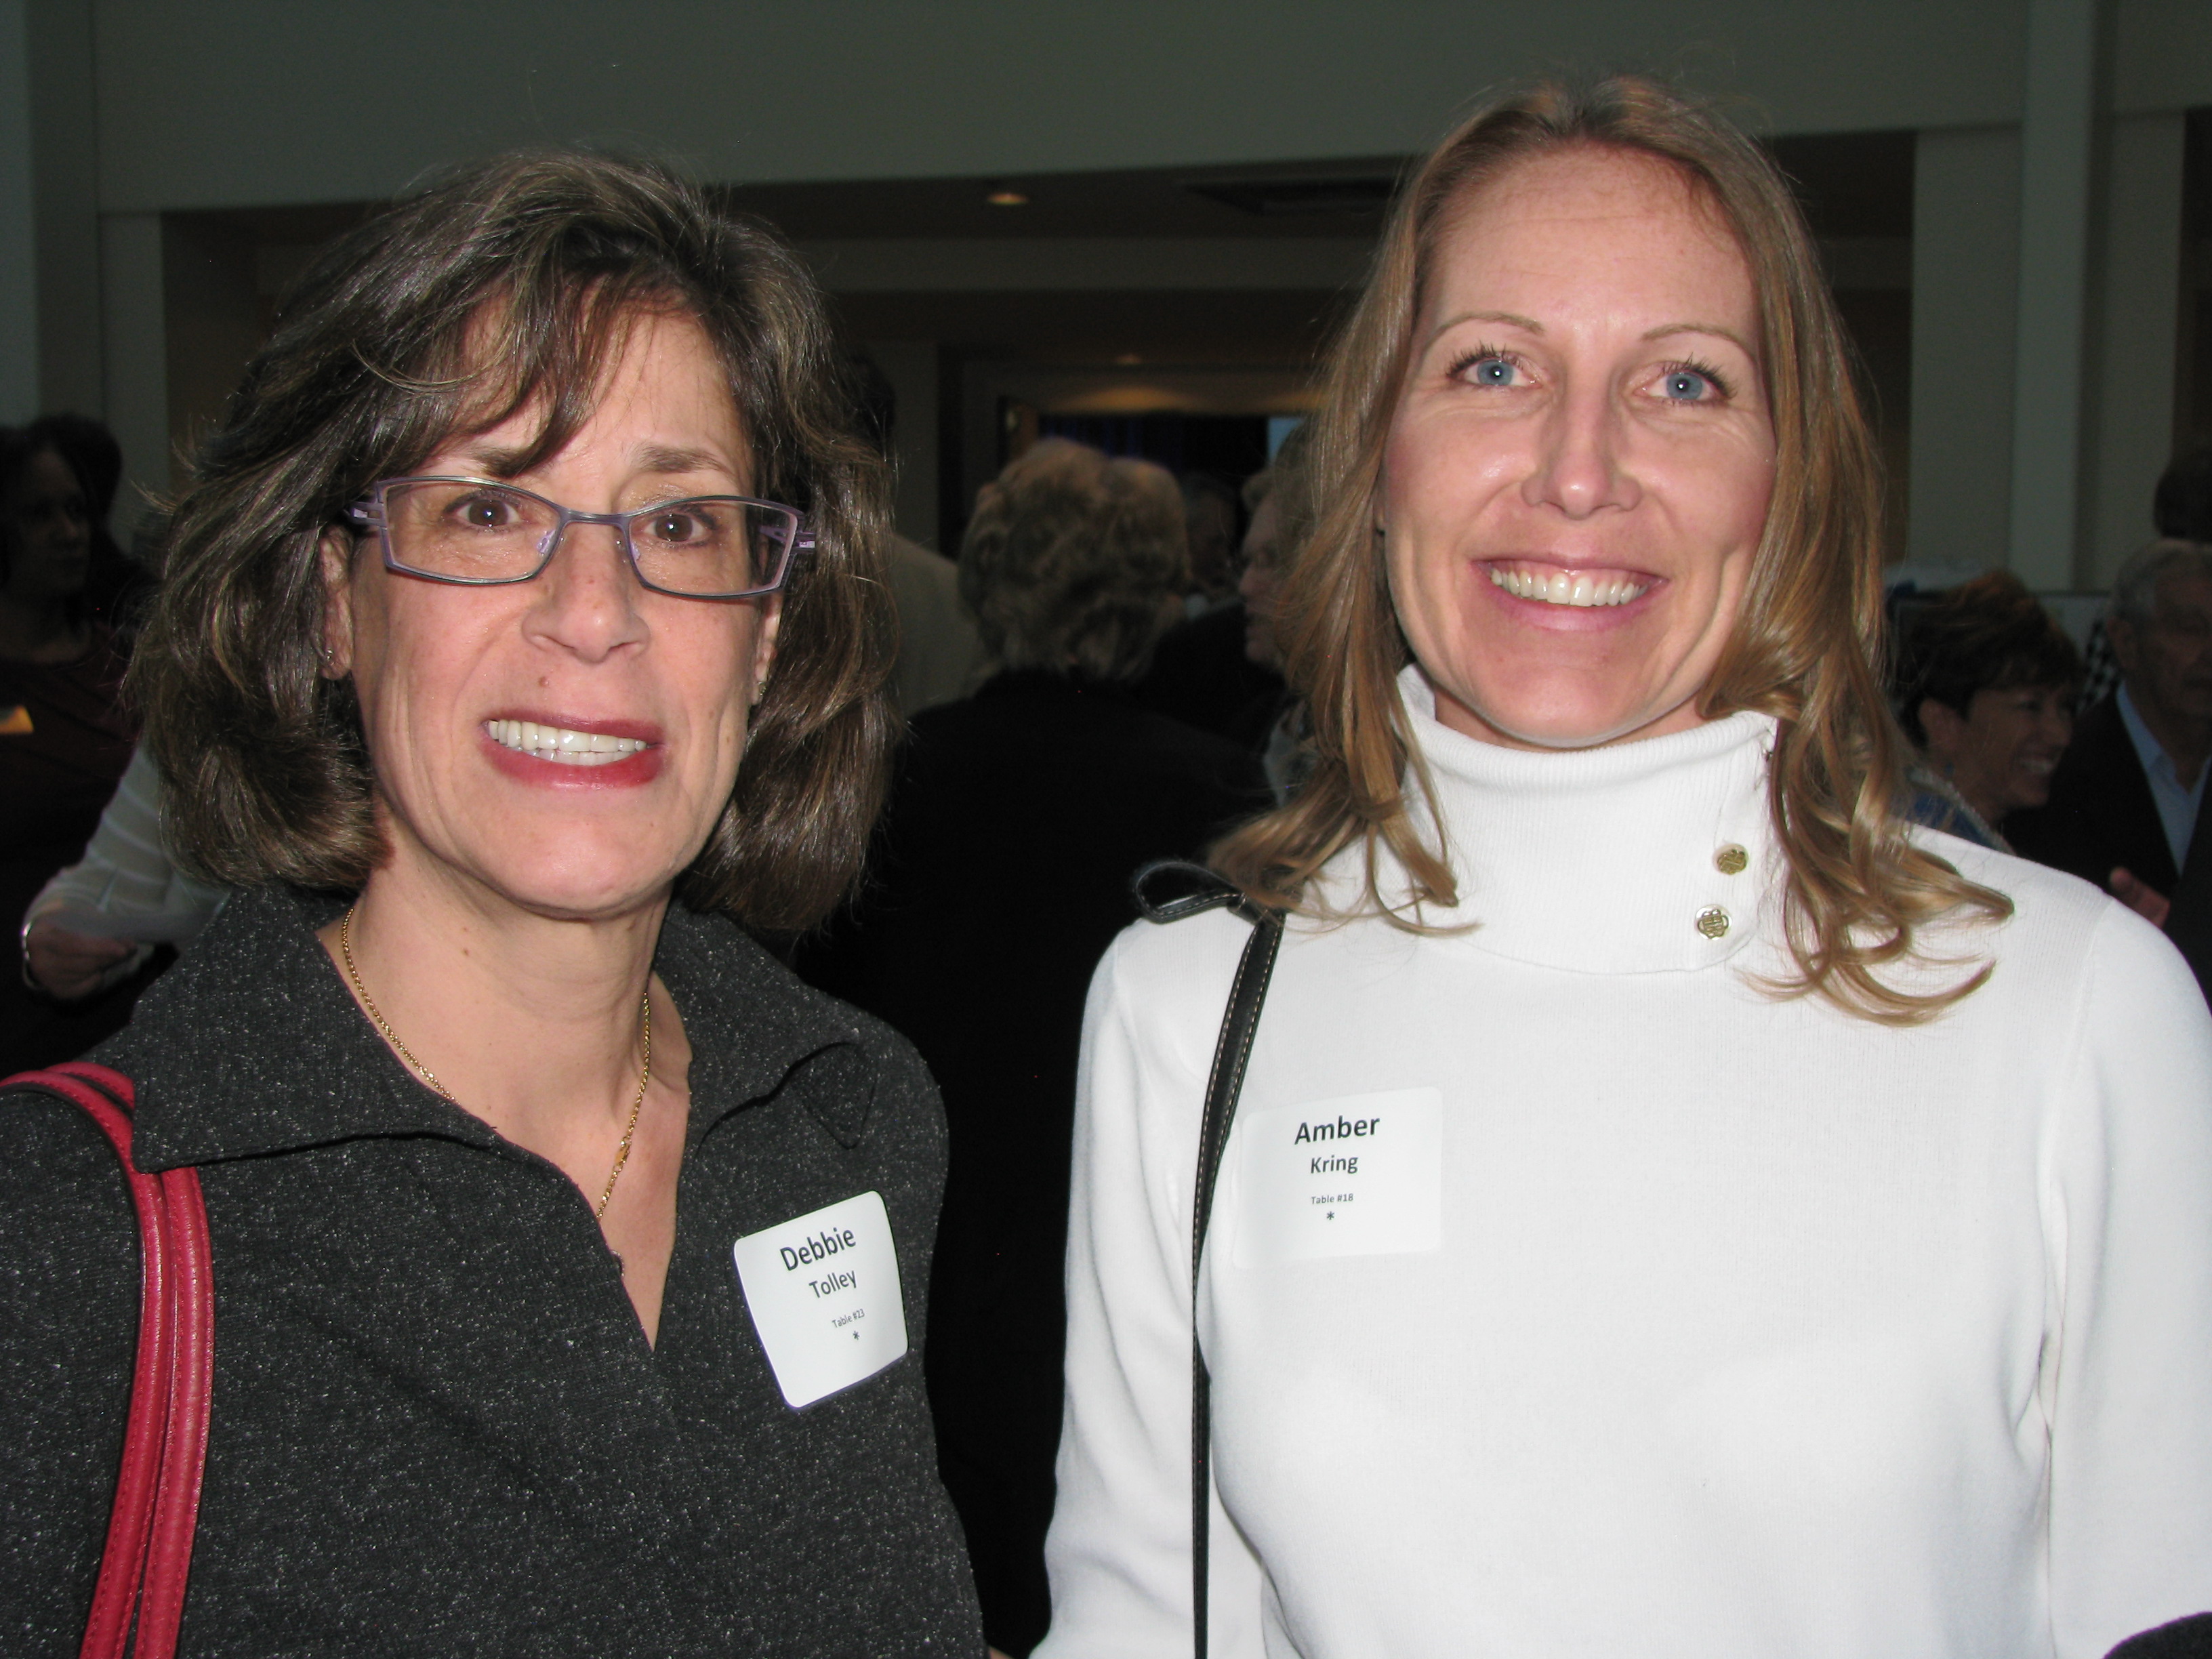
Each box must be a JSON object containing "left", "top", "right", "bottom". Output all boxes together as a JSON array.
[
  {"left": 520, "top": 520, "right": 649, "bottom": 662},
  {"left": 1521, "top": 382, "right": 1640, "bottom": 520}
]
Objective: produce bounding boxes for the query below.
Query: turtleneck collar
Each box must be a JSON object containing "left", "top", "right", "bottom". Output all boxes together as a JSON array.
[{"left": 1379, "top": 665, "right": 1780, "bottom": 976}]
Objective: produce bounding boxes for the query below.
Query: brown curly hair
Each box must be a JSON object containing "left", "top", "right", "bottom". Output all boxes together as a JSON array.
[{"left": 129, "top": 148, "right": 896, "bottom": 933}]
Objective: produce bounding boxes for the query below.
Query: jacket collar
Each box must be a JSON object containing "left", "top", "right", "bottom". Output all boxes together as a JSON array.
[{"left": 106, "top": 884, "right": 876, "bottom": 1173}]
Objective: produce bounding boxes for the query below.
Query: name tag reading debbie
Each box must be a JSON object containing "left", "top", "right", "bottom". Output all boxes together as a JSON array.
[
  {"left": 1231, "top": 1087, "right": 1443, "bottom": 1268},
  {"left": 732, "top": 1190, "right": 909, "bottom": 1408}
]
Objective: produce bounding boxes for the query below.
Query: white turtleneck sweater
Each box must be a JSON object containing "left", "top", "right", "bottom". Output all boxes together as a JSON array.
[{"left": 1038, "top": 672, "right": 2212, "bottom": 1659}]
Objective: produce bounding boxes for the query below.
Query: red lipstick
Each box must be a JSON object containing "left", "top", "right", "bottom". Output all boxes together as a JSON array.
[{"left": 478, "top": 710, "right": 666, "bottom": 790}]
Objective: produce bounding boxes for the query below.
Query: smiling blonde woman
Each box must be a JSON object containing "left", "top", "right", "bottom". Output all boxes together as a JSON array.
[{"left": 1039, "top": 79, "right": 2212, "bottom": 1659}]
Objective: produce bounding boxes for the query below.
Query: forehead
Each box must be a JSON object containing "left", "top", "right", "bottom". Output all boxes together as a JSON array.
[
  {"left": 440, "top": 304, "right": 747, "bottom": 468},
  {"left": 2152, "top": 560, "right": 2212, "bottom": 611},
  {"left": 1425, "top": 146, "right": 1755, "bottom": 323},
  {"left": 20, "top": 447, "right": 83, "bottom": 497}
]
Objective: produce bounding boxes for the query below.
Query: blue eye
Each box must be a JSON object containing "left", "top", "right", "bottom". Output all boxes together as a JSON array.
[
  {"left": 1661, "top": 368, "right": 1715, "bottom": 401},
  {"left": 1468, "top": 355, "right": 1517, "bottom": 386}
]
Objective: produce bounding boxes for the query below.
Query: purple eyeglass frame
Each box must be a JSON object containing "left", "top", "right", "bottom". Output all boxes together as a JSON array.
[{"left": 345, "top": 476, "right": 814, "bottom": 600}]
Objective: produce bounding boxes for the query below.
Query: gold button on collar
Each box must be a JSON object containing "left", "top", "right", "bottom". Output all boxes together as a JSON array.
[
  {"left": 1695, "top": 905, "right": 1731, "bottom": 940},
  {"left": 1714, "top": 844, "right": 1748, "bottom": 875}
]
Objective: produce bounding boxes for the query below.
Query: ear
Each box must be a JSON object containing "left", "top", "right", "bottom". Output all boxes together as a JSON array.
[
  {"left": 1918, "top": 696, "right": 1968, "bottom": 765},
  {"left": 317, "top": 529, "right": 357, "bottom": 679},
  {"left": 748, "top": 591, "right": 784, "bottom": 706}
]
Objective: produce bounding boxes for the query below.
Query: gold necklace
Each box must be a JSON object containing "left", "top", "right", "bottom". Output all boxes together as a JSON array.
[{"left": 339, "top": 905, "right": 651, "bottom": 1223}]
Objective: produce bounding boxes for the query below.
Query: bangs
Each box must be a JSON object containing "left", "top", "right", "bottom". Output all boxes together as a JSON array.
[{"left": 426, "top": 283, "right": 705, "bottom": 480}]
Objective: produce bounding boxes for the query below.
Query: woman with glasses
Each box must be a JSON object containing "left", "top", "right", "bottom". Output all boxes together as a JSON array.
[{"left": 1, "top": 152, "right": 985, "bottom": 1654}]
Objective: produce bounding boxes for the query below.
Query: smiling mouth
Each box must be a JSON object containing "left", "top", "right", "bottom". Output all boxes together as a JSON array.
[
  {"left": 485, "top": 719, "right": 651, "bottom": 766},
  {"left": 1488, "top": 563, "right": 1652, "bottom": 609}
]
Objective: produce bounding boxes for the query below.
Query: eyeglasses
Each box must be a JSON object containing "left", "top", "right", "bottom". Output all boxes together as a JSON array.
[{"left": 346, "top": 477, "right": 813, "bottom": 600}]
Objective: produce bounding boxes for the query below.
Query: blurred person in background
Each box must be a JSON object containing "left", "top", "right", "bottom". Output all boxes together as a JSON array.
[
  {"left": 1235, "top": 422, "right": 1317, "bottom": 800},
  {"left": 797, "top": 437, "right": 1265, "bottom": 1657},
  {"left": 1233, "top": 442, "right": 1300, "bottom": 674},
  {"left": 35, "top": 413, "right": 155, "bottom": 632},
  {"left": 1138, "top": 489, "right": 1285, "bottom": 746},
  {"left": 1180, "top": 470, "right": 1242, "bottom": 611},
  {"left": 1891, "top": 571, "right": 2082, "bottom": 851},
  {"left": 0, "top": 422, "right": 140, "bottom": 1075},
  {"left": 20, "top": 741, "right": 230, "bottom": 1002},
  {"left": 845, "top": 351, "right": 986, "bottom": 719},
  {"left": 2012, "top": 539, "right": 2212, "bottom": 924}
]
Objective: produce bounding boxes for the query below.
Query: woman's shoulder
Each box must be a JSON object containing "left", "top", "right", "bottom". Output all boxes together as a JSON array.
[
  {"left": 1088, "top": 896, "right": 1350, "bottom": 1084},
  {"left": 0, "top": 1074, "right": 142, "bottom": 1639},
  {"left": 1916, "top": 827, "right": 2203, "bottom": 1021},
  {"left": 0, "top": 1073, "right": 140, "bottom": 1222},
  {"left": 660, "top": 903, "right": 941, "bottom": 1092},
  {"left": 1101, "top": 896, "right": 1270, "bottom": 995},
  {"left": 0, "top": 1073, "right": 142, "bottom": 1372},
  {"left": 1923, "top": 827, "right": 2136, "bottom": 938}
]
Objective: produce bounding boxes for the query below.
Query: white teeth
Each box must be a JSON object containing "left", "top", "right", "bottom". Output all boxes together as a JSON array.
[
  {"left": 486, "top": 719, "right": 649, "bottom": 766},
  {"left": 1488, "top": 565, "right": 1651, "bottom": 608}
]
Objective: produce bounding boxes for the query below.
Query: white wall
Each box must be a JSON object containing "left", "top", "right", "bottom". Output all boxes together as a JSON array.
[
  {"left": 0, "top": 0, "right": 36, "bottom": 422},
  {"left": 89, "top": 0, "right": 2035, "bottom": 213},
  {"left": 2083, "top": 111, "right": 2189, "bottom": 583},
  {"left": 1911, "top": 127, "right": 2024, "bottom": 573}
]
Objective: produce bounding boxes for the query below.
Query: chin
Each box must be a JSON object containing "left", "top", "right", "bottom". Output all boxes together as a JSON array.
[
  {"left": 466, "top": 836, "right": 693, "bottom": 922},
  {"left": 1425, "top": 642, "right": 1709, "bottom": 750},
  {"left": 1445, "top": 682, "right": 1694, "bottom": 752},
  {"left": 499, "top": 873, "right": 682, "bottom": 922}
]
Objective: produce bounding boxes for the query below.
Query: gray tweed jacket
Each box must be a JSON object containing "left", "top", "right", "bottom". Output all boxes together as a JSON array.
[{"left": 0, "top": 884, "right": 984, "bottom": 1657}]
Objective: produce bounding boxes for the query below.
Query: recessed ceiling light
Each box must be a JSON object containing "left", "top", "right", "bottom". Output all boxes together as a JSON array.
[{"left": 986, "top": 188, "right": 1029, "bottom": 207}]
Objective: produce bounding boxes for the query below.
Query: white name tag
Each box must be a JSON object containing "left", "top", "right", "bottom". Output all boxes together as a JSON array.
[
  {"left": 732, "top": 1191, "right": 909, "bottom": 1408},
  {"left": 1231, "top": 1087, "right": 1443, "bottom": 1269}
]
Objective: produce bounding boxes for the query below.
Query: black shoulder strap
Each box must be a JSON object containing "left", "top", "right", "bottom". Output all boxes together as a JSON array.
[{"left": 1131, "top": 861, "right": 1282, "bottom": 1659}]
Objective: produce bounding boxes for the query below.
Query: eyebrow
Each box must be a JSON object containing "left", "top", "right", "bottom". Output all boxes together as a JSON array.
[
  {"left": 449, "top": 441, "right": 737, "bottom": 482},
  {"left": 451, "top": 441, "right": 536, "bottom": 479},
  {"left": 1425, "top": 309, "right": 1542, "bottom": 346},
  {"left": 633, "top": 444, "right": 733, "bottom": 476},
  {"left": 1642, "top": 321, "right": 1757, "bottom": 358},
  {"left": 1423, "top": 310, "right": 1755, "bottom": 361}
]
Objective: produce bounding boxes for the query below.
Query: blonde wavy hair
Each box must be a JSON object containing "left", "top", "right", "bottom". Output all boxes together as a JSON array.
[{"left": 1213, "top": 75, "right": 2009, "bottom": 1024}]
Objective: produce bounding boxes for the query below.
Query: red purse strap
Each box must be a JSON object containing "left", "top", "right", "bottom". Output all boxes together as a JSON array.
[{"left": 3, "top": 1061, "right": 211, "bottom": 1659}]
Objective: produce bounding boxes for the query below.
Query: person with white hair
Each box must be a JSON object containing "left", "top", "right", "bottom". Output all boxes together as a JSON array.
[{"left": 2011, "top": 537, "right": 2212, "bottom": 924}]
